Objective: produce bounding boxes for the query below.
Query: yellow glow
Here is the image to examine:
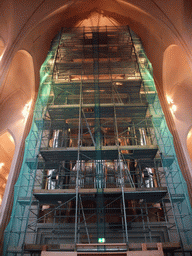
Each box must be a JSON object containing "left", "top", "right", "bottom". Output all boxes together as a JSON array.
[
  {"left": 22, "top": 100, "right": 32, "bottom": 119},
  {"left": 84, "top": 90, "right": 95, "bottom": 92},
  {"left": 48, "top": 59, "right": 54, "bottom": 65},
  {"left": 8, "top": 133, "right": 14, "bottom": 143},
  {"left": 0, "top": 163, "right": 5, "bottom": 169},
  {"left": 167, "top": 96, "right": 173, "bottom": 104},
  {"left": 187, "top": 130, "right": 192, "bottom": 139},
  {"left": 171, "top": 104, "right": 177, "bottom": 113}
]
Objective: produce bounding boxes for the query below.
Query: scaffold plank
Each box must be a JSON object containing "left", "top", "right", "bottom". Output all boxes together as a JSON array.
[{"left": 33, "top": 187, "right": 167, "bottom": 203}]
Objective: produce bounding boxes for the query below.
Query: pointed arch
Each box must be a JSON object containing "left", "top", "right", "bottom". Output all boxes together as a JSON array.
[
  {"left": 0, "top": 50, "right": 35, "bottom": 145},
  {"left": 0, "top": 50, "right": 35, "bottom": 106},
  {"left": 163, "top": 44, "right": 192, "bottom": 128},
  {"left": 0, "top": 50, "right": 35, "bottom": 236},
  {"left": 187, "top": 127, "right": 192, "bottom": 164},
  {"left": 0, "top": 130, "right": 15, "bottom": 205},
  {"left": 163, "top": 44, "right": 192, "bottom": 181},
  {"left": 0, "top": 37, "right": 5, "bottom": 59}
]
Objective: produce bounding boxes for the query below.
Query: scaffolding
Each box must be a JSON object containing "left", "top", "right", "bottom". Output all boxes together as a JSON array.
[{"left": 3, "top": 26, "right": 192, "bottom": 256}]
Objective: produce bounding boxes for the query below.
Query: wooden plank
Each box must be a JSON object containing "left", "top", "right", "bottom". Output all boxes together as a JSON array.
[
  {"left": 33, "top": 187, "right": 167, "bottom": 195},
  {"left": 129, "top": 243, "right": 181, "bottom": 250},
  {"left": 126, "top": 252, "right": 163, "bottom": 256},
  {"left": 142, "top": 243, "right": 147, "bottom": 251},
  {"left": 24, "top": 242, "right": 181, "bottom": 252},
  {"left": 42, "top": 253, "right": 77, "bottom": 256}
]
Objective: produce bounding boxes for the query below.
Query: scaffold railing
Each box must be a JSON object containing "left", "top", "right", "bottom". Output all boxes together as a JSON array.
[
  {"left": 130, "top": 28, "right": 192, "bottom": 247},
  {"left": 3, "top": 26, "right": 192, "bottom": 256},
  {"left": 3, "top": 31, "right": 62, "bottom": 255}
]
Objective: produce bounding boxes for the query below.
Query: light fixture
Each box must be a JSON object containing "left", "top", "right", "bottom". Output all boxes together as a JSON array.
[
  {"left": 171, "top": 104, "right": 177, "bottom": 113},
  {"left": 167, "top": 96, "right": 176, "bottom": 114},
  {"left": 0, "top": 163, "right": 4, "bottom": 169},
  {"left": 167, "top": 96, "right": 173, "bottom": 104},
  {"left": 22, "top": 100, "right": 32, "bottom": 120}
]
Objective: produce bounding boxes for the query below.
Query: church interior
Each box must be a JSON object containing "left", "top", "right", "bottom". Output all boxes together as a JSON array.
[{"left": 0, "top": 1, "right": 192, "bottom": 255}]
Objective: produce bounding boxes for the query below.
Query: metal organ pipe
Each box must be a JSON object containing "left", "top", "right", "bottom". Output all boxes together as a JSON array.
[
  {"left": 48, "top": 127, "right": 69, "bottom": 189},
  {"left": 139, "top": 128, "right": 147, "bottom": 146},
  {"left": 143, "top": 167, "right": 154, "bottom": 188}
]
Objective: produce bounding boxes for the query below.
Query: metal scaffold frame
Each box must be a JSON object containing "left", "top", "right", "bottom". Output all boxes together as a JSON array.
[
  {"left": 3, "top": 31, "right": 62, "bottom": 255},
  {"left": 129, "top": 28, "right": 192, "bottom": 249},
  {"left": 3, "top": 26, "right": 192, "bottom": 256}
]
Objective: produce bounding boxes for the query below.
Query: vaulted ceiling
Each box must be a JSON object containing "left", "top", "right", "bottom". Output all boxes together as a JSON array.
[{"left": 0, "top": 0, "right": 192, "bottom": 205}]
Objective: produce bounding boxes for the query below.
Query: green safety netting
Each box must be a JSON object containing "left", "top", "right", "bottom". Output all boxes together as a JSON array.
[
  {"left": 130, "top": 29, "right": 192, "bottom": 245},
  {"left": 3, "top": 32, "right": 60, "bottom": 255},
  {"left": 3, "top": 27, "right": 192, "bottom": 255}
]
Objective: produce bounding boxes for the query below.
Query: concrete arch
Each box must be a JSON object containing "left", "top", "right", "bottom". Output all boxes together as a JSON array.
[
  {"left": 0, "top": 50, "right": 35, "bottom": 238},
  {"left": 0, "top": 50, "right": 35, "bottom": 105},
  {"left": 0, "top": 130, "right": 15, "bottom": 205},
  {"left": 0, "top": 0, "right": 190, "bottom": 95},
  {"left": 0, "top": 49, "right": 35, "bottom": 146},
  {"left": 0, "top": 37, "right": 5, "bottom": 59},
  {"left": 163, "top": 44, "right": 192, "bottom": 181},
  {"left": 163, "top": 45, "right": 192, "bottom": 125},
  {"left": 187, "top": 127, "right": 192, "bottom": 164},
  {"left": 0, "top": 89, "right": 30, "bottom": 145},
  {"left": 163, "top": 45, "right": 192, "bottom": 98},
  {"left": 24, "top": 5, "right": 172, "bottom": 92},
  {"left": 0, "top": 128, "right": 15, "bottom": 147}
]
